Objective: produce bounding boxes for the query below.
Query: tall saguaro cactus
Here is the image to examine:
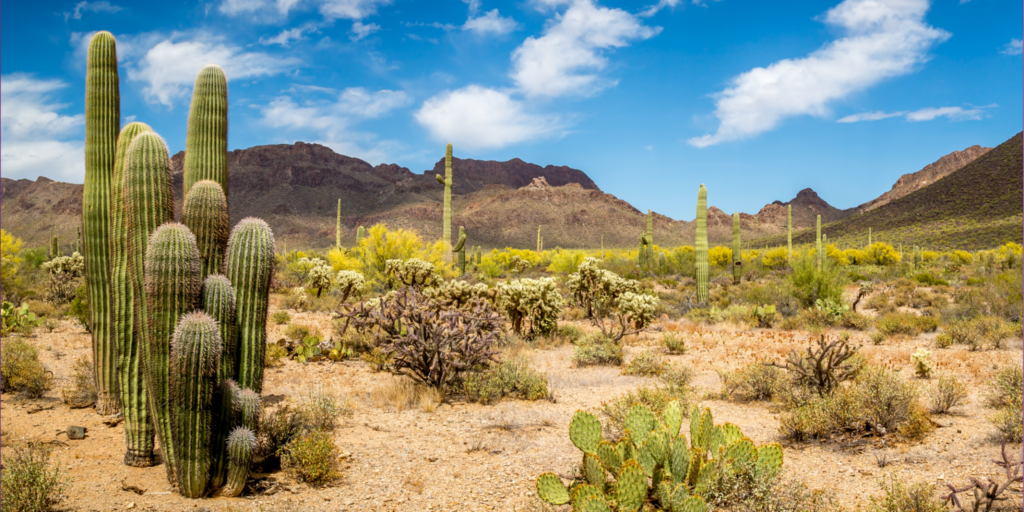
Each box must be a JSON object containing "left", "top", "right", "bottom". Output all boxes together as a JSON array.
[
  {"left": 696, "top": 185, "right": 709, "bottom": 305},
  {"left": 356, "top": 225, "right": 365, "bottom": 246},
  {"left": 336, "top": 199, "right": 341, "bottom": 248},
  {"left": 145, "top": 223, "right": 202, "bottom": 483},
  {"left": 537, "top": 225, "right": 542, "bottom": 254},
  {"left": 84, "top": 30, "right": 121, "bottom": 415},
  {"left": 182, "top": 180, "right": 228, "bottom": 278},
  {"left": 170, "top": 312, "right": 222, "bottom": 499},
  {"left": 816, "top": 215, "right": 822, "bottom": 271},
  {"left": 732, "top": 212, "right": 741, "bottom": 285},
  {"left": 787, "top": 204, "right": 792, "bottom": 260},
  {"left": 182, "top": 64, "right": 228, "bottom": 198},
  {"left": 115, "top": 124, "right": 162, "bottom": 467},
  {"left": 646, "top": 209, "right": 654, "bottom": 267},
  {"left": 436, "top": 143, "right": 454, "bottom": 261},
  {"left": 868, "top": 227, "right": 872, "bottom": 247},
  {"left": 225, "top": 218, "right": 275, "bottom": 393}
]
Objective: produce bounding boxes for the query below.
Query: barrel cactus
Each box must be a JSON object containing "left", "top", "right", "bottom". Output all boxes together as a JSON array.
[
  {"left": 695, "top": 185, "right": 709, "bottom": 305},
  {"left": 225, "top": 218, "right": 275, "bottom": 393},
  {"left": 84, "top": 30, "right": 121, "bottom": 415},
  {"left": 183, "top": 64, "right": 228, "bottom": 198},
  {"left": 169, "top": 312, "right": 223, "bottom": 498},
  {"left": 182, "top": 180, "right": 228, "bottom": 278}
]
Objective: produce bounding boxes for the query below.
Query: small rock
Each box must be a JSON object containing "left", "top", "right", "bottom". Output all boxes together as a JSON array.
[
  {"left": 126, "top": 503, "right": 136, "bottom": 509},
  {"left": 67, "top": 426, "right": 86, "bottom": 440}
]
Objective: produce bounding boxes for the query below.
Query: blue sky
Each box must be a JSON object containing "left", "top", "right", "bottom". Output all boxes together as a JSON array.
[{"left": 2, "top": 0, "right": 1021, "bottom": 220}]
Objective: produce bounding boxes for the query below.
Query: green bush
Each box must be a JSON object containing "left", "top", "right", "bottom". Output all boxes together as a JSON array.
[
  {"left": 271, "top": 310, "right": 291, "bottom": 325},
  {"left": 600, "top": 368, "right": 694, "bottom": 436},
  {"left": 0, "top": 444, "right": 70, "bottom": 512},
  {"left": 938, "top": 316, "right": 1018, "bottom": 350},
  {"left": 911, "top": 273, "right": 949, "bottom": 287},
  {"left": 67, "top": 285, "right": 89, "bottom": 333},
  {"left": 265, "top": 342, "right": 288, "bottom": 367},
  {"left": 282, "top": 430, "right": 341, "bottom": 486},
  {"left": 572, "top": 333, "right": 624, "bottom": 367},
  {"left": 461, "top": 357, "right": 550, "bottom": 404},
  {"left": 788, "top": 254, "right": 846, "bottom": 308},
  {"left": 622, "top": 350, "right": 669, "bottom": 377},
  {"left": 284, "top": 323, "right": 311, "bottom": 342},
  {"left": 720, "top": 361, "right": 785, "bottom": 402},
  {"left": 874, "top": 313, "right": 937, "bottom": 339},
  {"left": 867, "top": 474, "right": 945, "bottom": 512},
  {"left": 985, "top": 366, "right": 1023, "bottom": 443},
  {"left": 1, "top": 339, "right": 52, "bottom": 398},
  {"left": 662, "top": 331, "right": 687, "bottom": 354}
]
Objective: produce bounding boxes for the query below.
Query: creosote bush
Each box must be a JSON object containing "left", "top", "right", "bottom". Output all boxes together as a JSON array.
[
  {"left": 572, "top": 333, "right": 624, "bottom": 367},
  {"left": 461, "top": 357, "right": 550, "bottom": 404},
  {"left": 622, "top": 350, "right": 669, "bottom": 377},
  {"left": 271, "top": 310, "right": 291, "bottom": 325},
  {"left": 60, "top": 356, "right": 97, "bottom": 408},
  {"left": 929, "top": 374, "right": 967, "bottom": 414},
  {"left": 0, "top": 443, "right": 70, "bottom": 512},
  {"left": 719, "top": 361, "right": 785, "bottom": 402},
  {"left": 282, "top": 430, "right": 340, "bottom": 486},
  {"left": 1, "top": 339, "right": 52, "bottom": 398}
]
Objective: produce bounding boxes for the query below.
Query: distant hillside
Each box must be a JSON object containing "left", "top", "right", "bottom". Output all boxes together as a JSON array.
[
  {"left": 766, "top": 133, "right": 1023, "bottom": 250},
  {"left": 855, "top": 144, "right": 991, "bottom": 213}
]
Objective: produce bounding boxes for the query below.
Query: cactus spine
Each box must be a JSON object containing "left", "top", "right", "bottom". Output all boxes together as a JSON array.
[
  {"left": 220, "top": 427, "right": 255, "bottom": 498},
  {"left": 182, "top": 180, "right": 228, "bottom": 278},
  {"left": 336, "top": 199, "right": 341, "bottom": 248},
  {"left": 116, "top": 125, "right": 162, "bottom": 467},
  {"left": 225, "top": 218, "right": 275, "bottom": 393},
  {"left": 787, "top": 204, "right": 792, "bottom": 260},
  {"left": 696, "top": 185, "right": 709, "bottom": 305},
  {"left": 182, "top": 65, "right": 228, "bottom": 198},
  {"left": 169, "top": 312, "right": 222, "bottom": 498},
  {"left": 816, "top": 215, "right": 822, "bottom": 271},
  {"left": 144, "top": 222, "right": 202, "bottom": 483},
  {"left": 84, "top": 30, "right": 121, "bottom": 415},
  {"left": 454, "top": 226, "right": 467, "bottom": 276},
  {"left": 732, "top": 212, "right": 741, "bottom": 285},
  {"left": 356, "top": 225, "right": 365, "bottom": 246},
  {"left": 437, "top": 143, "right": 454, "bottom": 261}
]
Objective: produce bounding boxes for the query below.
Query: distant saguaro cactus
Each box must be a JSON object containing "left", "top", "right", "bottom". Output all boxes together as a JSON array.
[
  {"left": 732, "top": 212, "right": 741, "bottom": 285},
  {"left": 436, "top": 144, "right": 454, "bottom": 261},
  {"left": 787, "top": 204, "right": 792, "bottom": 260},
  {"left": 816, "top": 215, "right": 822, "bottom": 271},
  {"left": 696, "top": 185, "right": 709, "bottom": 305},
  {"left": 225, "top": 218, "right": 275, "bottom": 393},
  {"left": 356, "top": 225, "right": 365, "bottom": 246},
  {"left": 646, "top": 209, "right": 654, "bottom": 267},
  {"left": 336, "top": 199, "right": 342, "bottom": 248},
  {"left": 454, "top": 226, "right": 467, "bottom": 276},
  {"left": 84, "top": 30, "right": 121, "bottom": 415},
  {"left": 868, "top": 227, "right": 872, "bottom": 247},
  {"left": 183, "top": 65, "right": 228, "bottom": 198}
]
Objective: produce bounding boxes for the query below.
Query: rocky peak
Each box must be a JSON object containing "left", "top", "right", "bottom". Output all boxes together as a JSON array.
[{"left": 520, "top": 176, "right": 552, "bottom": 190}]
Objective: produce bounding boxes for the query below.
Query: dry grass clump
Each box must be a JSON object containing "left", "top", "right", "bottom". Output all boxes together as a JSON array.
[
  {"left": 572, "top": 333, "right": 624, "bottom": 367},
  {"left": 661, "top": 332, "right": 687, "bottom": 354},
  {"left": 369, "top": 376, "right": 444, "bottom": 412},
  {"left": 984, "top": 365, "right": 1023, "bottom": 443},
  {"left": 622, "top": 350, "right": 669, "bottom": 377},
  {"left": 59, "top": 356, "right": 96, "bottom": 408},
  {"left": 937, "top": 316, "right": 1019, "bottom": 350},
  {"left": 601, "top": 365, "right": 694, "bottom": 436},
  {"left": 928, "top": 374, "right": 968, "bottom": 414},
  {"left": 867, "top": 474, "right": 945, "bottom": 512},
  {"left": 718, "top": 360, "right": 785, "bottom": 402},
  {"left": 461, "top": 357, "right": 550, "bottom": 404}
]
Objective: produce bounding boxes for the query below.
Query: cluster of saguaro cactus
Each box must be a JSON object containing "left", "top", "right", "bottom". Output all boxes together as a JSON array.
[
  {"left": 436, "top": 143, "right": 454, "bottom": 261},
  {"left": 535, "top": 402, "right": 783, "bottom": 512},
  {"left": 695, "top": 185, "right": 709, "bottom": 305},
  {"left": 454, "top": 226, "right": 467, "bottom": 276},
  {"left": 732, "top": 212, "right": 741, "bottom": 285}
]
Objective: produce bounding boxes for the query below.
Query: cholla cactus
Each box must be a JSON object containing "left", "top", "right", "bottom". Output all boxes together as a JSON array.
[
  {"left": 566, "top": 257, "right": 640, "bottom": 319},
  {"left": 510, "top": 255, "right": 533, "bottom": 275},
  {"left": 385, "top": 258, "right": 439, "bottom": 288},
  {"left": 41, "top": 252, "right": 85, "bottom": 304},
  {"left": 305, "top": 258, "right": 333, "bottom": 298},
  {"left": 615, "top": 292, "right": 658, "bottom": 330},
  {"left": 496, "top": 277, "right": 563, "bottom": 336},
  {"left": 911, "top": 348, "right": 933, "bottom": 378},
  {"left": 334, "top": 270, "right": 366, "bottom": 303},
  {"left": 535, "top": 403, "right": 783, "bottom": 512},
  {"left": 423, "top": 280, "right": 494, "bottom": 310}
]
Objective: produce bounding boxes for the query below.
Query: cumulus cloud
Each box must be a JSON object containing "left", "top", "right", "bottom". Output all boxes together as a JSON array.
[
  {"left": 415, "top": 85, "right": 563, "bottom": 151},
  {"left": 258, "top": 87, "right": 410, "bottom": 163},
  {"left": 63, "top": 1, "right": 123, "bottom": 21},
  {"left": 688, "top": 0, "right": 949, "bottom": 148},
  {"left": 463, "top": 9, "right": 518, "bottom": 35},
  {"left": 638, "top": 0, "right": 681, "bottom": 17},
  {"left": 127, "top": 35, "right": 299, "bottom": 106},
  {"left": 1002, "top": 38, "right": 1023, "bottom": 56},
  {"left": 511, "top": 0, "right": 661, "bottom": 97},
  {"left": 319, "top": 0, "right": 392, "bottom": 20},
  {"left": 836, "top": 110, "right": 907, "bottom": 122},
  {"left": 259, "top": 23, "right": 320, "bottom": 46},
  {"left": 219, "top": 0, "right": 390, "bottom": 19},
  {"left": 350, "top": 20, "right": 381, "bottom": 41},
  {"left": 905, "top": 106, "right": 984, "bottom": 121},
  {"left": 1, "top": 74, "right": 85, "bottom": 183}
]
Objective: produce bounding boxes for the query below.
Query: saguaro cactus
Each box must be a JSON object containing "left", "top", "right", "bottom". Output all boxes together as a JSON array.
[
  {"left": 696, "top": 185, "right": 709, "bottom": 305},
  {"left": 356, "top": 225, "right": 365, "bottom": 246},
  {"left": 537, "top": 225, "right": 542, "bottom": 254},
  {"left": 201, "top": 275, "right": 236, "bottom": 385},
  {"left": 868, "top": 227, "right": 872, "bottom": 247},
  {"left": 787, "top": 204, "right": 792, "bottom": 260},
  {"left": 145, "top": 222, "right": 202, "bottom": 483},
  {"left": 116, "top": 124, "right": 163, "bottom": 467},
  {"left": 436, "top": 144, "right": 454, "bottom": 261},
  {"left": 454, "top": 226, "right": 467, "bottom": 276},
  {"left": 225, "top": 218, "right": 275, "bottom": 393},
  {"left": 646, "top": 209, "right": 654, "bottom": 267},
  {"left": 732, "top": 212, "right": 741, "bottom": 285},
  {"left": 219, "top": 427, "right": 255, "bottom": 498},
  {"left": 335, "top": 199, "right": 341, "bottom": 248},
  {"left": 169, "top": 312, "right": 222, "bottom": 499},
  {"left": 816, "top": 215, "right": 822, "bottom": 271},
  {"left": 50, "top": 234, "right": 60, "bottom": 259},
  {"left": 182, "top": 180, "right": 228, "bottom": 278},
  {"left": 84, "top": 30, "right": 121, "bottom": 415},
  {"left": 183, "top": 64, "right": 228, "bottom": 198}
]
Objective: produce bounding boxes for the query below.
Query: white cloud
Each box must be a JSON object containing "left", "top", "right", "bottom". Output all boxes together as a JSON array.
[
  {"left": 1, "top": 74, "right": 85, "bottom": 183},
  {"left": 414, "top": 85, "right": 563, "bottom": 150},
  {"left": 511, "top": 0, "right": 661, "bottom": 98},
  {"left": 219, "top": 0, "right": 389, "bottom": 19},
  {"left": 905, "top": 106, "right": 984, "bottom": 121},
  {"left": 319, "top": 0, "right": 392, "bottom": 20},
  {"left": 463, "top": 9, "right": 518, "bottom": 36},
  {"left": 463, "top": 0, "right": 482, "bottom": 15},
  {"left": 836, "top": 110, "right": 907, "bottom": 122},
  {"left": 127, "top": 35, "right": 299, "bottom": 106},
  {"left": 349, "top": 20, "right": 381, "bottom": 41},
  {"left": 639, "top": 0, "right": 681, "bottom": 17},
  {"left": 218, "top": 0, "right": 270, "bottom": 15},
  {"left": 259, "top": 23, "right": 320, "bottom": 46},
  {"left": 1002, "top": 38, "right": 1023, "bottom": 56},
  {"left": 258, "top": 87, "right": 410, "bottom": 163},
  {"left": 64, "top": 1, "right": 123, "bottom": 21},
  {"left": 688, "top": 0, "right": 949, "bottom": 147}
]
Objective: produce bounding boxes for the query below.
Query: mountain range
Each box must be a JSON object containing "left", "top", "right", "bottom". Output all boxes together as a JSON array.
[{"left": 2, "top": 134, "right": 1017, "bottom": 252}]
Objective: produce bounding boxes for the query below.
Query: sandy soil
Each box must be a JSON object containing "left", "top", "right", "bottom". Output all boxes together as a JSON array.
[{"left": 2, "top": 308, "right": 1021, "bottom": 512}]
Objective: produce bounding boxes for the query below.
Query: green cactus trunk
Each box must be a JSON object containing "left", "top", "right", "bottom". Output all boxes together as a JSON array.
[
  {"left": 170, "top": 312, "right": 222, "bottom": 499},
  {"left": 440, "top": 144, "right": 454, "bottom": 262},
  {"left": 182, "top": 180, "right": 228, "bottom": 279},
  {"left": 225, "top": 218, "right": 275, "bottom": 393},
  {"left": 115, "top": 123, "right": 160, "bottom": 467},
  {"left": 787, "top": 204, "right": 792, "bottom": 260},
  {"left": 219, "top": 427, "right": 255, "bottom": 498},
  {"left": 84, "top": 31, "right": 121, "bottom": 415},
  {"left": 210, "top": 379, "right": 238, "bottom": 489},
  {"left": 816, "top": 215, "right": 822, "bottom": 272},
  {"left": 601, "top": 235, "right": 604, "bottom": 259},
  {"left": 356, "top": 225, "right": 365, "bottom": 247},
  {"left": 144, "top": 223, "right": 202, "bottom": 483},
  {"left": 868, "top": 227, "right": 872, "bottom": 247},
  {"left": 537, "top": 226, "right": 542, "bottom": 254},
  {"left": 50, "top": 234, "right": 60, "bottom": 259},
  {"left": 336, "top": 199, "right": 341, "bottom": 248},
  {"left": 696, "top": 185, "right": 709, "bottom": 305},
  {"left": 182, "top": 65, "right": 228, "bottom": 199},
  {"left": 454, "top": 227, "right": 467, "bottom": 276},
  {"left": 732, "top": 212, "right": 741, "bottom": 285}
]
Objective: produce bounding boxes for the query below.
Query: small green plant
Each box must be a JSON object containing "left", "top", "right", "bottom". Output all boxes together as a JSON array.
[
  {"left": 461, "top": 357, "right": 550, "bottom": 404},
  {"left": 1, "top": 339, "right": 52, "bottom": 398},
  {"left": 868, "top": 474, "right": 945, "bottom": 512},
  {"left": 284, "top": 323, "right": 311, "bottom": 343},
  {"left": 1, "top": 302, "right": 40, "bottom": 336},
  {"left": 910, "top": 348, "right": 933, "bottom": 379},
  {"left": 662, "top": 332, "right": 687, "bottom": 354},
  {"left": 984, "top": 366, "right": 1023, "bottom": 443},
  {"left": 271, "top": 310, "right": 291, "bottom": 325},
  {"left": 298, "top": 387, "right": 346, "bottom": 432},
  {"left": 265, "top": 342, "right": 288, "bottom": 367},
  {"left": 623, "top": 350, "right": 669, "bottom": 377},
  {"left": 572, "top": 333, "right": 624, "bottom": 367},
  {"left": 929, "top": 375, "right": 967, "bottom": 414},
  {"left": 0, "top": 444, "right": 70, "bottom": 512},
  {"left": 751, "top": 304, "right": 777, "bottom": 328},
  {"left": 282, "top": 430, "right": 341, "bottom": 486},
  {"left": 295, "top": 335, "right": 323, "bottom": 363}
]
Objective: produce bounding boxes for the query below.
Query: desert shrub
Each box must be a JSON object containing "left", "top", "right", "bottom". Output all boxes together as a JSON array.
[
  {"left": 264, "top": 342, "right": 288, "bottom": 367},
  {"left": 750, "top": 304, "right": 778, "bottom": 328},
  {"left": 910, "top": 348, "right": 933, "bottom": 378},
  {"left": 67, "top": 285, "right": 89, "bottom": 332},
  {"left": 358, "top": 224, "right": 448, "bottom": 288},
  {"left": 874, "top": 312, "right": 937, "bottom": 338},
  {"left": 597, "top": 292, "right": 658, "bottom": 342},
  {"left": 298, "top": 387, "right": 347, "bottom": 432},
  {"left": 600, "top": 367, "right": 694, "bottom": 436},
  {"left": 709, "top": 246, "right": 732, "bottom": 267},
  {"left": 777, "top": 336, "right": 860, "bottom": 396},
  {"left": 1, "top": 229, "right": 24, "bottom": 286},
  {"left": 912, "top": 273, "right": 948, "bottom": 287},
  {"left": 938, "top": 316, "right": 1017, "bottom": 350},
  {"left": 282, "top": 430, "right": 340, "bottom": 486},
  {"left": 735, "top": 281, "right": 799, "bottom": 317},
  {"left": 985, "top": 366, "right": 1023, "bottom": 443},
  {"left": 0, "top": 339, "right": 52, "bottom": 398},
  {"left": 546, "top": 249, "right": 586, "bottom": 274},
  {"left": 461, "top": 357, "right": 550, "bottom": 404},
  {"left": 271, "top": 310, "right": 291, "bottom": 325},
  {"left": 283, "top": 323, "right": 311, "bottom": 343},
  {"left": 572, "top": 333, "right": 624, "bottom": 367},
  {"left": 495, "top": 277, "right": 563, "bottom": 337},
  {"left": 929, "top": 375, "right": 967, "bottom": 414},
  {"left": 281, "top": 287, "right": 310, "bottom": 311},
  {"left": 720, "top": 361, "right": 785, "bottom": 402},
  {"left": 623, "top": 350, "right": 669, "bottom": 377},
  {"left": 347, "top": 287, "right": 500, "bottom": 390},
  {"left": 662, "top": 331, "right": 687, "bottom": 353},
  {"left": 867, "top": 475, "right": 945, "bottom": 512},
  {"left": 60, "top": 356, "right": 96, "bottom": 408},
  {"left": 865, "top": 292, "right": 894, "bottom": 313},
  {"left": 761, "top": 247, "right": 790, "bottom": 270},
  {"left": 0, "top": 444, "right": 70, "bottom": 512},
  {"left": 788, "top": 253, "right": 846, "bottom": 308},
  {"left": 865, "top": 243, "right": 902, "bottom": 266},
  {"left": 724, "top": 477, "right": 842, "bottom": 512}
]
